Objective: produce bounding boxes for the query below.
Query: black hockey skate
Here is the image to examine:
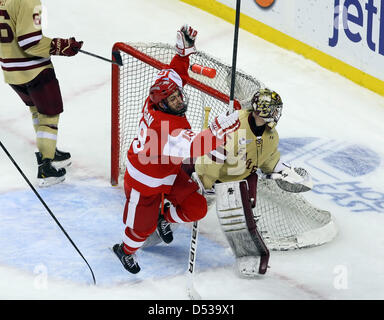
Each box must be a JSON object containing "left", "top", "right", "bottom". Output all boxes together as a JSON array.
[
  {"left": 37, "top": 157, "right": 66, "bottom": 187},
  {"left": 113, "top": 243, "right": 140, "bottom": 274},
  {"left": 156, "top": 203, "right": 173, "bottom": 244},
  {"left": 35, "top": 148, "right": 71, "bottom": 169}
]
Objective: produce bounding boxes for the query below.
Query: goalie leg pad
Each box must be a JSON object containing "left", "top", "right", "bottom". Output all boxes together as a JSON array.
[{"left": 215, "top": 180, "right": 269, "bottom": 275}]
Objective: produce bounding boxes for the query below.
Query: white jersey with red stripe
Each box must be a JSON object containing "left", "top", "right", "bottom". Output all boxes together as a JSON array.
[{"left": 0, "top": 0, "right": 53, "bottom": 84}]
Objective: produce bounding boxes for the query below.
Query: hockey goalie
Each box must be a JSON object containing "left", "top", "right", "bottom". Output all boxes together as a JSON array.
[
  {"left": 191, "top": 88, "right": 318, "bottom": 277},
  {"left": 144, "top": 88, "right": 319, "bottom": 277}
]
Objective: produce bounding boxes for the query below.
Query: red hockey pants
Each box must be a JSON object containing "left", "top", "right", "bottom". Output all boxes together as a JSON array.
[{"left": 122, "top": 169, "right": 207, "bottom": 254}]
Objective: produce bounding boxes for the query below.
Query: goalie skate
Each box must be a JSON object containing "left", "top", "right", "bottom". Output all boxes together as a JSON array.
[{"left": 215, "top": 180, "right": 269, "bottom": 277}]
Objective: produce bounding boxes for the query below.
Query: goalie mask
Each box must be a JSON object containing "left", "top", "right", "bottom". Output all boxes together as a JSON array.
[
  {"left": 251, "top": 88, "right": 283, "bottom": 128},
  {"left": 149, "top": 78, "right": 188, "bottom": 116}
]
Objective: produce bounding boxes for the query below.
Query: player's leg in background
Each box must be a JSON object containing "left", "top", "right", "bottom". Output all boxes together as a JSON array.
[
  {"left": 29, "top": 69, "right": 68, "bottom": 185},
  {"left": 35, "top": 112, "right": 59, "bottom": 160},
  {"left": 29, "top": 106, "right": 39, "bottom": 133},
  {"left": 10, "top": 69, "right": 67, "bottom": 186},
  {"left": 27, "top": 69, "right": 63, "bottom": 159}
]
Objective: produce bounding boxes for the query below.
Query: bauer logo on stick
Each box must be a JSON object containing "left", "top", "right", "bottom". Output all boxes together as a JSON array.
[{"left": 255, "top": 0, "right": 275, "bottom": 8}]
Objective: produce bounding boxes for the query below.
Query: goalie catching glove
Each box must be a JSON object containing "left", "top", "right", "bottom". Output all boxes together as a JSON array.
[
  {"left": 176, "top": 24, "right": 197, "bottom": 57},
  {"left": 263, "top": 162, "right": 313, "bottom": 193},
  {"left": 209, "top": 111, "right": 240, "bottom": 139}
]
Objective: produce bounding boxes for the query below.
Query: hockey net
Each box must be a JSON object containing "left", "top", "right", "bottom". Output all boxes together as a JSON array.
[{"left": 111, "top": 42, "right": 337, "bottom": 250}]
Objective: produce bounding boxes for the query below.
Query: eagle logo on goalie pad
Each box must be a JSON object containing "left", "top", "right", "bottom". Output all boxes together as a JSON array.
[{"left": 215, "top": 180, "right": 269, "bottom": 276}]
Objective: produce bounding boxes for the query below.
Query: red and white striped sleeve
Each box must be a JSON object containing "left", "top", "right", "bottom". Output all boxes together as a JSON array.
[{"left": 163, "top": 127, "right": 225, "bottom": 159}]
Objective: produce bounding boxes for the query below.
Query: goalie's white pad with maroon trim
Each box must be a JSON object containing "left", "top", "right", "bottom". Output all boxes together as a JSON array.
[{"left": 215, "top": 180, "right": 269, "bottom": 277}]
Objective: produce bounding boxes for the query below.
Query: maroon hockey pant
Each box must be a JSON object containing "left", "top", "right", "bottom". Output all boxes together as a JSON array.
[{"left": 10, "top": 68, "right": 63, "bottom": 115}]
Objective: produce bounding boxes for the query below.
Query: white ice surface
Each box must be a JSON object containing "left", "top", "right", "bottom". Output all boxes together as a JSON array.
[{"left": 1, "top": 0, "right": 384, "bottom": 300}]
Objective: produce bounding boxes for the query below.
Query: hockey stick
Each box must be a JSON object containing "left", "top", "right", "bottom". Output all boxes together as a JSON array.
[
  {"left": 228, "top": 0, "right": 241, "bottom": 112},
  {"left": 79, "top": 49, "right": 123, "bottom": 66},
  {"left": 186, "top": 220, "right": 201, "bottom": 300},
  {"left": 0, "top": 141, "right": 96, "bottom": 285}
]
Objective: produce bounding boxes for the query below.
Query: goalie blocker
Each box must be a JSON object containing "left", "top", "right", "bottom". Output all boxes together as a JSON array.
[{"left": 215, "top": 177, "right": 269, "bottom": 277}]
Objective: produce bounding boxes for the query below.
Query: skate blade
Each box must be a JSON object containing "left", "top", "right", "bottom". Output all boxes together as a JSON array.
[
  {"left": 38, "top": 176, "right": 65, "bottom": 188},
  {"left": 52, "top": 159, "right": 72, "bottom": 169}
]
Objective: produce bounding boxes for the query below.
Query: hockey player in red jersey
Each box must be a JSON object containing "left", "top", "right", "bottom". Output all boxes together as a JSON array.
[{"left": 113, "top": 25, "right": 240, "bottom": 274}]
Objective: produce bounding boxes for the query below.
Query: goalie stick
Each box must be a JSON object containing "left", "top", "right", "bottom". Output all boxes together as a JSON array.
[{"left": 238, "top": 180, "right": 269, "bottom": 274}]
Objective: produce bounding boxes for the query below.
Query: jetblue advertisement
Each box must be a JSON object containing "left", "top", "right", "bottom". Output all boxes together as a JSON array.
[{"left": 217, "top": 0, "right": 384, "bottom": 82}]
